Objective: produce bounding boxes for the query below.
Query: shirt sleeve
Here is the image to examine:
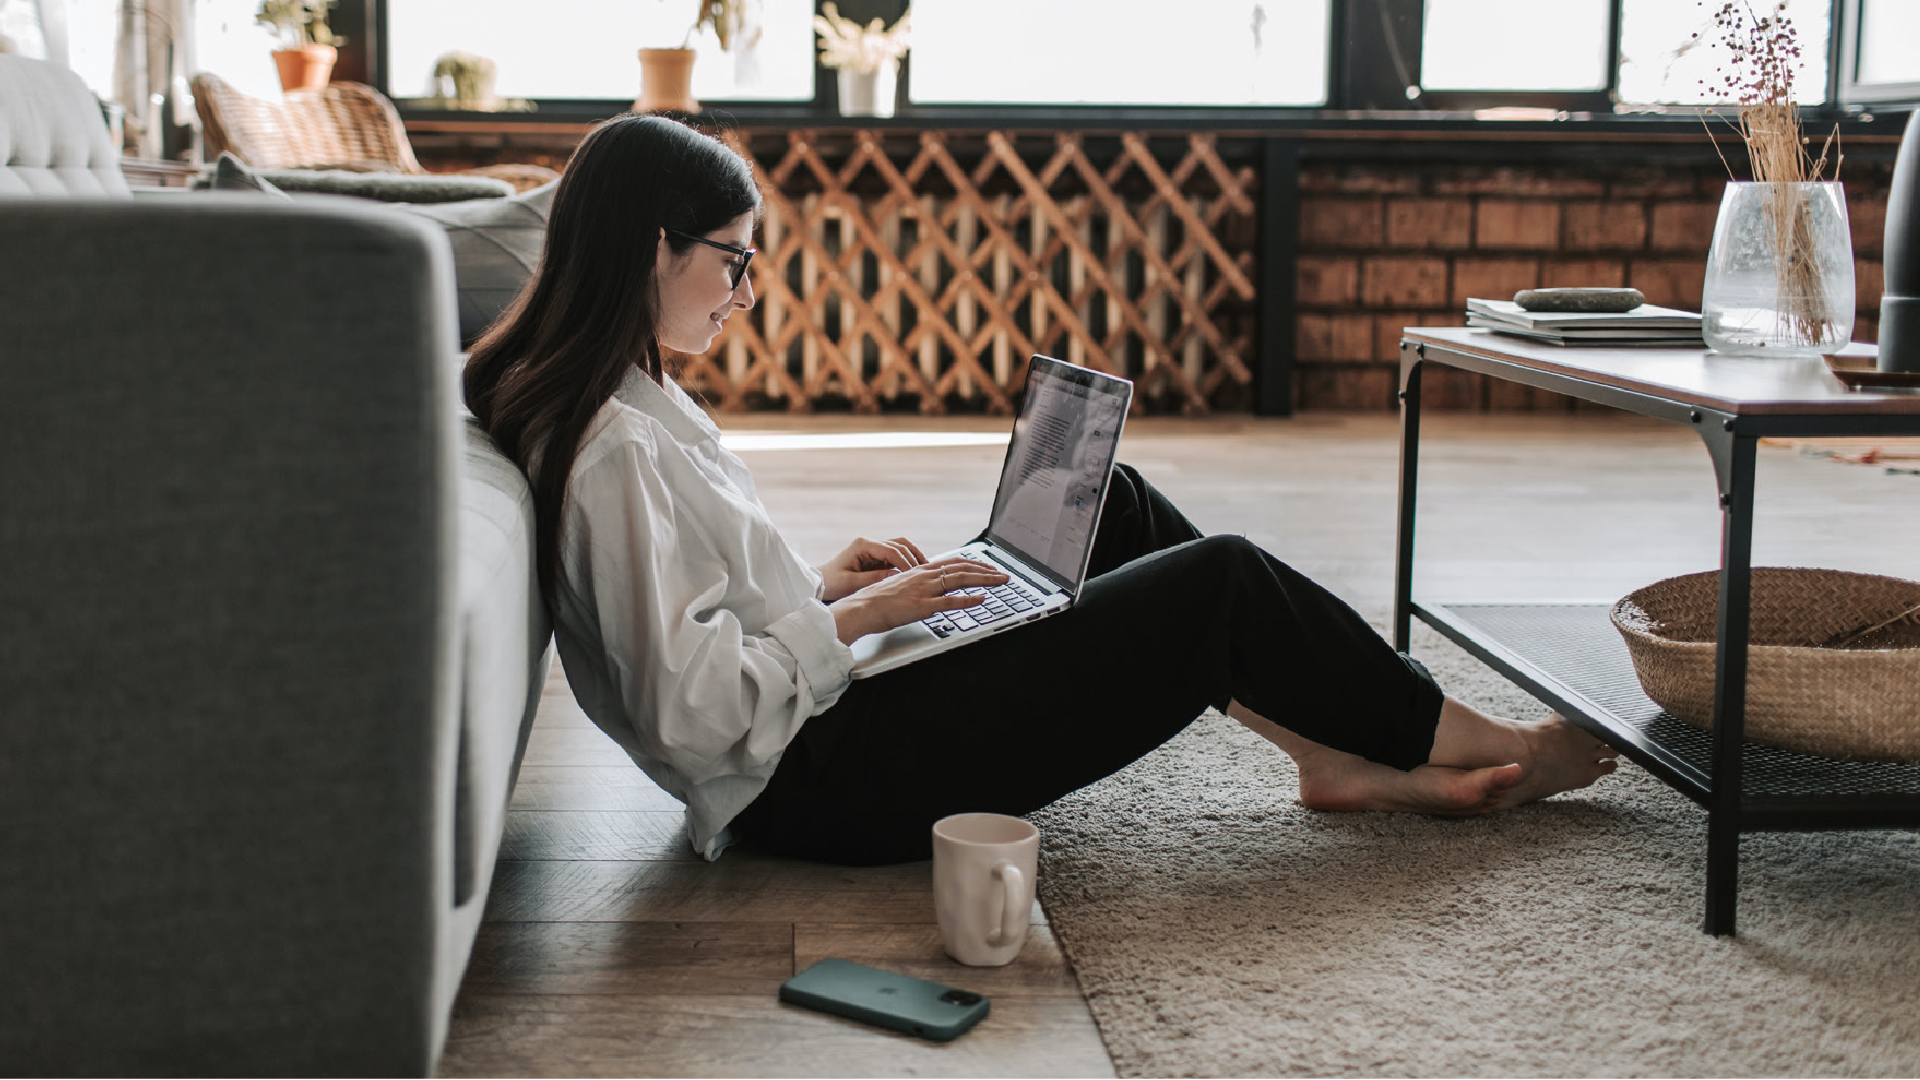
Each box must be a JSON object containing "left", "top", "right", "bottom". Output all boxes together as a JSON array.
[{"left": 565, "top": 438, "right": 854, "bottom": 786}]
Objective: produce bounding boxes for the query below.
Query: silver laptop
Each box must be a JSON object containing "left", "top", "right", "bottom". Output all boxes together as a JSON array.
[{"left": 849, "top": 355, "right": 1134, "bottom": 678}]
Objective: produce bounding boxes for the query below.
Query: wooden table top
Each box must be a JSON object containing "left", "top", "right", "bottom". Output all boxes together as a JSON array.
[{"left": 1404, "top": 327, "right": 1920, "bottom": 416}]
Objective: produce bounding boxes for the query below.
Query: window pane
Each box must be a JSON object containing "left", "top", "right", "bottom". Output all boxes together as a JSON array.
[
  {"left": 0, "top": 0, "right": 49, "bottom": 60},
  {"left": 1420, "top": 0, "right": 1609, "bottom": 92},
  {"left": 196, "top": 0, "right": 290, "bottom": 101},
  {"left": 1617, "top": 0, "right": 1829, "bottom": 105},
  {"left": 910, "top": 0, "right": 1328, "bottom": 106},
  {"left": 65, "top": 0, "right": 120, "bottom": 99},
  {"left": 383, "top": 0, "right": 813, "bottom": 102},
  {"left": 1858, "top": 0, "right": 1920, "bottom": 85}
]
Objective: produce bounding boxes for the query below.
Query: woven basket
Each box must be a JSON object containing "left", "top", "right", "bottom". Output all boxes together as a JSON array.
[{"left": 1611, "top": 568, "right": 1920, "bottom": 763}]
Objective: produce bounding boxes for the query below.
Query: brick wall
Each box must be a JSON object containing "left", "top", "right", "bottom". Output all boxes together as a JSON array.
[{"left": 1295, "top": 159, "right": 1894, "bottom": 410}]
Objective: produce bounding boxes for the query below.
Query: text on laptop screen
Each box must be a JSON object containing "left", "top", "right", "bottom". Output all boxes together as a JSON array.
[{"left": 987, "top": 363, "right": 1130, "bottom": 584}]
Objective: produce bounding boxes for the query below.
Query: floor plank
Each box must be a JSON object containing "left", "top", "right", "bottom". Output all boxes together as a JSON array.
[
  {"left": 500, "top": 811, "right": 698, "bottom": 862},
  {"left": 520, "top": 726, "right": 634, "bottom": 768},
  {"left": 439, "top": 993, "right": 1115, "bottom": 1078},
  {"left": 482, "top": 854, "right": 941, "bottom": 924},
  {"left": 462, "top": 921, "right": 794, "bottom": 996},
  {"left": 510, "top": 766, "right": 688, "bottom": 813}
]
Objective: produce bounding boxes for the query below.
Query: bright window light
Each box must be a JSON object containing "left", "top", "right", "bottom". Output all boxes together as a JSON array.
[
  {"left": 1857, "top": 0, "right": 1920, "bottom": 85},
  {"left": 1420, "top": 0, "right": 1610, "bottom": 92},
  {"left": 909, "top": 0, "right": 1329, "bottom": 107},
  {"left": 195, "top": 0, "right": 288, "bottom": 100},
  {"left": 382, "top": 0, "right": 813, "bottom": 102},
  {"left": 63, "top": 0, "right": 120, "bottom": 99},
  {"left": 1617, "top": 0, "right": 1829, "bottom": 105}
]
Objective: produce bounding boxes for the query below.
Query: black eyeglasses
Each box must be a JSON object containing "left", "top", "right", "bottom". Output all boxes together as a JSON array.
[{"left": 667, "top": 229, "right": 756, "bottom": 289}]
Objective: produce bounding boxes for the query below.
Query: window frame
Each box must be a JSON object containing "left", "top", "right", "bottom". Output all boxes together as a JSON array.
[
  {"left": 1342, "top": 0, "right": 1621, "bottom": 114},
  {"left": 1835, "top": 0, "right": 1920, "bottom": 107},
  {"left": 362, "top": 0, "right": 1901, "bottom": 124}
]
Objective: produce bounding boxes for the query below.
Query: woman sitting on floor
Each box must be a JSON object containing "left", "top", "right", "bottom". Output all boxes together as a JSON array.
[{"left": 462, "top": 115, "right": 1619, "bottom": 865}]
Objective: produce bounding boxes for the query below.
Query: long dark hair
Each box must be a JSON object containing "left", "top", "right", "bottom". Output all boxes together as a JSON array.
[{"left": 464, "top": 115, "right": 762, "bottom": 599}]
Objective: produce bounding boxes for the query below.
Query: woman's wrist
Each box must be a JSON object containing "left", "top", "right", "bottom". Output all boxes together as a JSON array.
[{"left": 828, "top": 596, "right": 874, "bottom": 645}]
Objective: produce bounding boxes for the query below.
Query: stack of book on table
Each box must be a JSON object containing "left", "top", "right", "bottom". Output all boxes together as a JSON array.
[{"left": 1466, "top": 298, "right": 1704, "bottom": 346}]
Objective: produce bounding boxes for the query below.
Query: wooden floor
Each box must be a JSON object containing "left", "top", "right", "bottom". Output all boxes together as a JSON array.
[{"left": 436, "top": 411, "right": 1920, "bottom": 1078}]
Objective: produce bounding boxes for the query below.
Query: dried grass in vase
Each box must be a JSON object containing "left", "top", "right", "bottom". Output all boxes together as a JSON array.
[{"left": 1699, "top": 0, "right": 1843, "bottom": 347}]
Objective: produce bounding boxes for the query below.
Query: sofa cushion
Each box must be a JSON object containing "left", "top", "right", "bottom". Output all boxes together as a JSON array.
[
  {"left": 438, "top": 410, "right": 549, "bottom": 1041},
  {"left": 451, "top": 412, "right": 550, "bottom": 902},
  {"left": 0, "top": 54, "right": 132, "bottom": 198},
  {"left": 404, "top": 182, "right": 555, "bottom": 346}
]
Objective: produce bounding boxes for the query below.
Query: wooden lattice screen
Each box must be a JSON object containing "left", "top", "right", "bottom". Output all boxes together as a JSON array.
[{"left": 670, "top": 129, "right": 1262, "bottom": 415}]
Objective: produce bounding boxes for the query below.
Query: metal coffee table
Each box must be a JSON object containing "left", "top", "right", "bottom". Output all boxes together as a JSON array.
[{"left": 1395, "top": 327, "right": 1920, "bottom": 936}]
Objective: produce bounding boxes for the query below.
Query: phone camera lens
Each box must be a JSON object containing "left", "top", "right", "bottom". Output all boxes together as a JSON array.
[{"left": 939, "top": 990, "right": 982, "bottom": 1006}]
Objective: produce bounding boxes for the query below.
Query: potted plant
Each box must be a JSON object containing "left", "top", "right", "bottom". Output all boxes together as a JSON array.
[
  {"left": 1697, "top": 0, "right": 1852, "bottom": 357},
  {"left": 257, "top": 0, "right": 342, "bottom": 93},
  {"left": 636, "top": 0, "right": 760, "bottom": 114},
  {"left": 431, "top": 51, "right": 499, "bottom": 111},
  {"left": 814, "top": 2, "right": 911, "bottom": 118}
]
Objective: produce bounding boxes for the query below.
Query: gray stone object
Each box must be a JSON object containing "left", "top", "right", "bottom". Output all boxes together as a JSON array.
[{"left": 1514, "top": 287, "right": 1645, "bottom": 312}]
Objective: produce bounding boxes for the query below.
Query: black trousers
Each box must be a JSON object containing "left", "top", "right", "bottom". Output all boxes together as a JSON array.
[{"left": 732, "top": 464, "right": 1444, "bottom": 865}]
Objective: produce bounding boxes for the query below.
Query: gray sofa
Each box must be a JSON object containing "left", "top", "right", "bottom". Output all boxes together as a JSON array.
[{"left": 0, "top": 55, "right": 551, "bottom": 1075}]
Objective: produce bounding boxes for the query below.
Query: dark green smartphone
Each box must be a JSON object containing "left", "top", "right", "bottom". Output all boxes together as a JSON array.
[{"left": 778, "top": 958, "right": 990, "bottom": 1041}]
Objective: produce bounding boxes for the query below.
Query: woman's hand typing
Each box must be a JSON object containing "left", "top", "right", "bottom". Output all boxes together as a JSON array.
[
  {"left": 816, "top": 536, "right": 927, "bottom": 603},
  {"left": 828, "top": 558, "right": 1010, "bottom": 645}
]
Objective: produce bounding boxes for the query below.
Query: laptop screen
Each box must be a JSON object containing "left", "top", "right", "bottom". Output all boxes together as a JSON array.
[{"left": 986, "top": 356, "right": 1133, "bottom": 590}]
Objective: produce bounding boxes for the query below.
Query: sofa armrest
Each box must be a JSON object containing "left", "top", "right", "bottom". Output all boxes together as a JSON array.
[{"left": 0, "top": 198, "right": 466, "bottom": 1074}]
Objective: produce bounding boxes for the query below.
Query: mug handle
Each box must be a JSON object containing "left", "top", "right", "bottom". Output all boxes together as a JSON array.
[{"left": 986, "top": 862, "right": 1025, "bottom": 947}]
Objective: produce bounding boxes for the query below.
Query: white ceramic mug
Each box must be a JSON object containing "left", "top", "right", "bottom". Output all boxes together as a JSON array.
[{"left": 932, "top": 812, "right": 1039, "bottom": 967}]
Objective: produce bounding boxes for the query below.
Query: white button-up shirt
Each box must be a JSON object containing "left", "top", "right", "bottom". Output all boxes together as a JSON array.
[{"left": 550, "top": 366, "right": 855, "bottom": 860}]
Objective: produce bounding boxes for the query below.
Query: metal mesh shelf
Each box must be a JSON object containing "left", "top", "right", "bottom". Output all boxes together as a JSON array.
[{"left": 1417, "top": 602, "right": 1920, "bottom": 807}]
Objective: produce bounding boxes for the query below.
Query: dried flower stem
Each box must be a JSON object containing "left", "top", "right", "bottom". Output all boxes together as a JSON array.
[{"left": 1699, "top": 0, "right": 1842, "bottom": 346}]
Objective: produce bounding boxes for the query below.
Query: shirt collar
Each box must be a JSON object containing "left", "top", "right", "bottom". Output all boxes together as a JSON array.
[{"left": 614, "top": 364, "right": 720, "bottom": 449}]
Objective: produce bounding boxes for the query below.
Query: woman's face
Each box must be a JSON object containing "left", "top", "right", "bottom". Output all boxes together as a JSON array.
[{"left": 654, "top": 212, "right": 757, "bottom": 354}]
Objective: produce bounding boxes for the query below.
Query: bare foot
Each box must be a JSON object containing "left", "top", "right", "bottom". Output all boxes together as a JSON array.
[
  {"left": 1293, "top": 746, "right": 1523, "bottom": 817},
  {"left": 1230, "top": 699, "right": 1619, "bottom": 817},
  {"left": 1490, "top": 713, "right": 1620, "bottom": 809},
  {"left": 1427, "top": 700, "right": 1621, "bottom": 808}
]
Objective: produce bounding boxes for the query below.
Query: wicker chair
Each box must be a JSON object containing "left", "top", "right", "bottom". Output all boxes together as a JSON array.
[{"left": 190, "top": 72, "right": 558, "bottom": 194}]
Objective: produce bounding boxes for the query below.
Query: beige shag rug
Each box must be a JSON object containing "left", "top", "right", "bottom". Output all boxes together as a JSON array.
[{"left": 1030, "top": 623, "right": 1920, "bottom": 1078}]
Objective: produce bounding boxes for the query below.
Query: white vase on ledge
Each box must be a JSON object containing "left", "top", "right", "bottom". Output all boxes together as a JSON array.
[{"left": 837, "top": 58, "right": 896, "bottom": 118}]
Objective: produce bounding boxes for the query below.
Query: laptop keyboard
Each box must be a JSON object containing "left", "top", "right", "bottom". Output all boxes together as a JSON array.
[{"left": 921, "top": 577, "right": 1050, "bottom": 639}]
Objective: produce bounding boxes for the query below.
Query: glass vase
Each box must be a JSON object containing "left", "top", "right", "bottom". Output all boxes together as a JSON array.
[{"left": 1701, "top": 181, "right": 1854, "bottom": 358}]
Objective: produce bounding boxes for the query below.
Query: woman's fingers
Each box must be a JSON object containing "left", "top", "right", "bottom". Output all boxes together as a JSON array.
[
  {"left": 884, "top": 538, "right": 925, "bottom": 568},
  {"left": 852, "top": 537, "right": 918, "bottom": 572},
  {"left": 921, "top": 558, "right": 1008, "bottom": 595},
  {"left": 930, "top": 592, "right": 988, "bottom": 610}
]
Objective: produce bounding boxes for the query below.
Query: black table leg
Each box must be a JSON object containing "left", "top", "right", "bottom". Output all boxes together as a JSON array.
[
  {"left": 1393, "top": 343, "right": 1424, "bottom": 653},
  {"left": 1704, "top": 429, "right": 1758, "bottom": 936}
]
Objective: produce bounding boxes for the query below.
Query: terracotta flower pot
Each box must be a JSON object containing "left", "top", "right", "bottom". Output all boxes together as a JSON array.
[
  {"left": 635, "top": 48, "right": 699, "bottom": 113},
  {"left": 272, "top": 44, "right": 337, "bottom": 93}
]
